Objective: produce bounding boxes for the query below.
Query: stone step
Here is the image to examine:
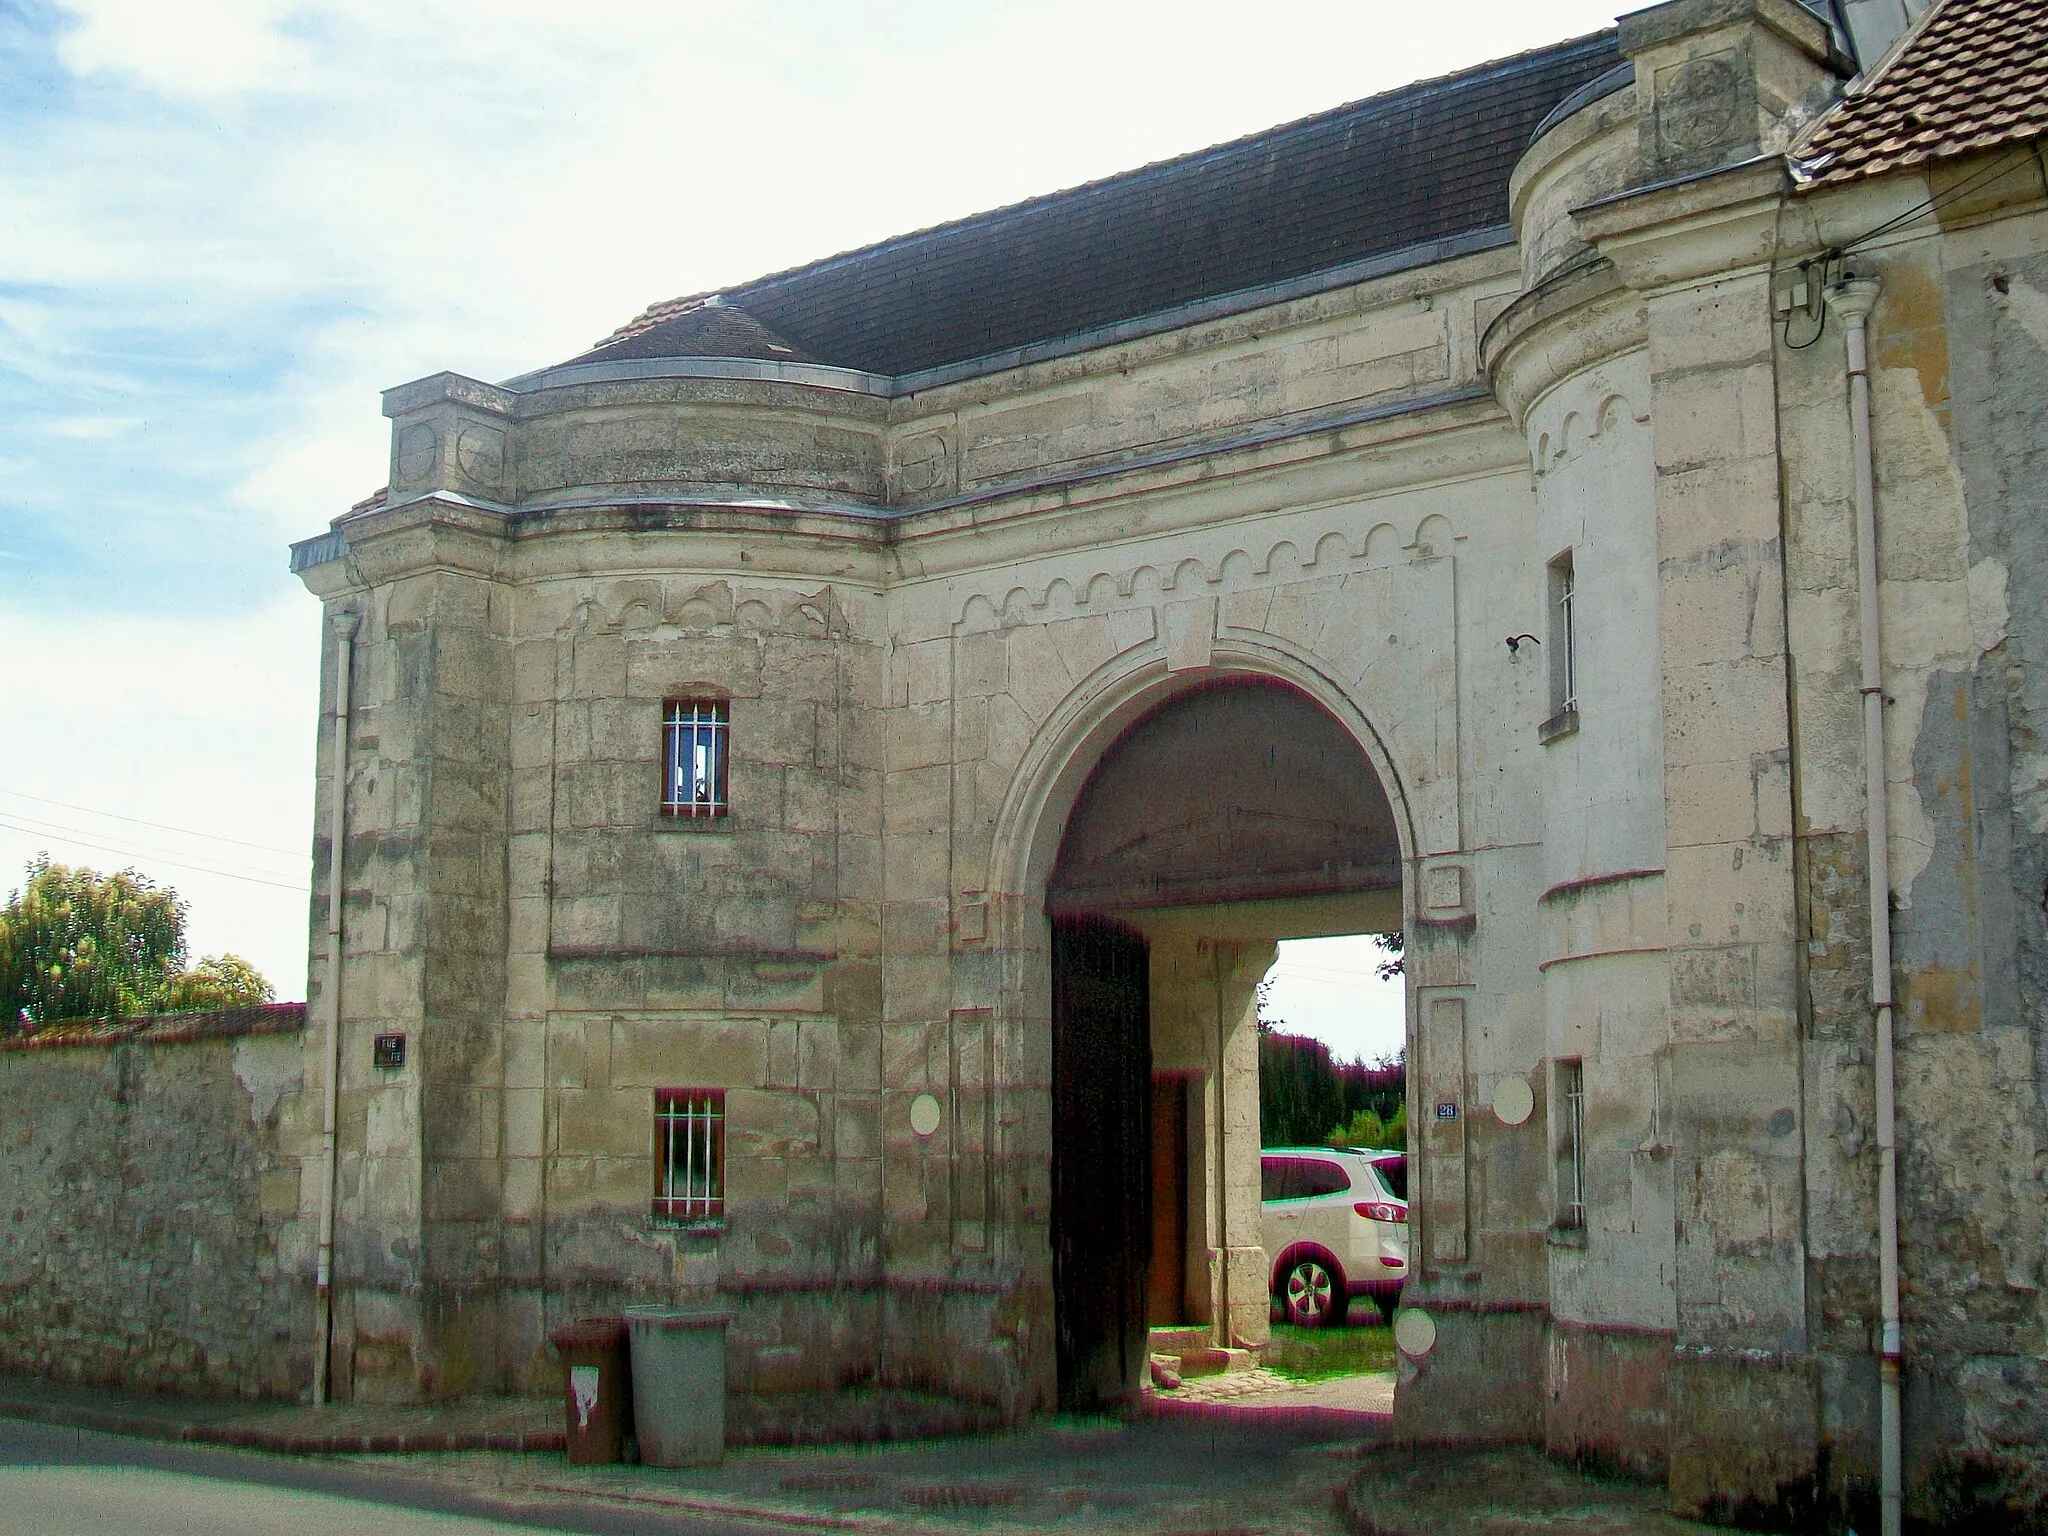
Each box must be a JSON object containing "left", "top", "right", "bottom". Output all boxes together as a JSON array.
[
  {"left": 1175, "top": 1346, "right": 1254, "bottom": 1378},
  {"left": 1146, "top": 1326, "right": 1211, "bottom": 1357}
]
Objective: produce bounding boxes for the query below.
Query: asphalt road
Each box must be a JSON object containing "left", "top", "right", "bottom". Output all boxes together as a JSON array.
[{"left": 0, "top": 1418, "right": 758, "bottom": 1536}]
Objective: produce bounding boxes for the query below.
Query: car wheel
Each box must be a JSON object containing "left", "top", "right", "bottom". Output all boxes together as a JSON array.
[{"left": 1281, "top": 1256, "right": 1342, "bottom": 1328}]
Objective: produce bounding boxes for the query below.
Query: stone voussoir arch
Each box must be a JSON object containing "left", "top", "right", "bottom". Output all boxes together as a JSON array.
[{"left": 986, "top": 627, "right": 1423, "bottom": 937}]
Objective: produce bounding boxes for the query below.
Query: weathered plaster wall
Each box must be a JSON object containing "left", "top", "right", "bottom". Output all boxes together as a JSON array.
[
  {"left": 1772, "top": 175, "right": 2048, "bottom": 1525},
  {"left": 1900, "top": 199, "right": 2048, "bottom": 1521},
  {"left": 0, "top": 1009, "right": 311, "bottom": 1398}
]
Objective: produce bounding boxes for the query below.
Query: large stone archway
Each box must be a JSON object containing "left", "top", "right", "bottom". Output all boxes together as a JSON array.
[{"left": 1036, "top": 676, "right": 1408, "bottom": 1408}]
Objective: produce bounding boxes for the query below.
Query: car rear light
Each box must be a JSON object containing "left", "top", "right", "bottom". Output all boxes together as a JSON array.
[
  {"left": 1355, "top": 1201, "right": 1404, "bottom": 1223},
  {"left": 1380, "top": 1255, "right": 1405, "bottom": 1267}
]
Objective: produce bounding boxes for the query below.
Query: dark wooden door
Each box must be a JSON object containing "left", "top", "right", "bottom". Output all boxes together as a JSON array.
[
  {"left": 1148, "top": 1075, "right": 1189, "bottom": 1325},
  {"left": 1051, "top": 916, "right": 1152, "bottom": 1412}
]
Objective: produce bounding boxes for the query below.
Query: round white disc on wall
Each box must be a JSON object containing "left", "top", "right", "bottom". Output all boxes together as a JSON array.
[
  {"left": 1393, "top": 1307, "right": 1438, "bottom": 1358},
  {"left": 1492, "top": 1074, "right": 1535, "bottom": 1127}
]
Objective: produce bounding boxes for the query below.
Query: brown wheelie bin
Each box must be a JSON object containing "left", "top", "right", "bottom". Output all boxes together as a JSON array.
[{"left": 549, "top": 1316, "right": 631, "bottom": 1464}]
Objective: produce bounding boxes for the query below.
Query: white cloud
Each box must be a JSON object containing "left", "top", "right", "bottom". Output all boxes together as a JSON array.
[
  {"left": 45, "top": 415, "right": 143, "bottom": 438},
  {"left": 54, "top": 0, "right": 311, "bottom": 98}
]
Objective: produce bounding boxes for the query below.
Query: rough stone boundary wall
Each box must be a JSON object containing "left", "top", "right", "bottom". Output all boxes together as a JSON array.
[{"left": 0, "top": 1004, "right": 313, "bottom": 1398}]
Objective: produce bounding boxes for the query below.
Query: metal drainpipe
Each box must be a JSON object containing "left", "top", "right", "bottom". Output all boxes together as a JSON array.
[
  {"left": 312, "top": 609, "right": 358, "bottom": 1406},
  {"left": 1827, "top": 275, "right": 1900, "bottom": 1536}
]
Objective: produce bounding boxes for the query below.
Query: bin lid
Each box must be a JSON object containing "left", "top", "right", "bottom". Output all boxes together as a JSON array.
[
  {"left": 622, "top": 1305, "right": 737, "bottom": 1329},
  {"left": 549, "top": 1317, "right": 628, "bottom": 1349}
]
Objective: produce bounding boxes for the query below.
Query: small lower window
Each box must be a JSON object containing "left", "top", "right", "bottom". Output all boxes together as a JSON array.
[
  {"left": 654, "top": 1089, "right": 724, "bottom": 1225},
  {"left": 663, "top": 700, "right": 729, "bottom": 818}
]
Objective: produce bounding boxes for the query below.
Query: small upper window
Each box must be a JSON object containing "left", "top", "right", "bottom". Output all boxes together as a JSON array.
[
  {"left": 654, "top": 1088, "right": 725, "bottom": 1226},
  {"left": 1548, "top": 552, "right": 1578, "bottom": 720},
  {"left": 663, "top": 700, "right": 729, "bottom": 818}
]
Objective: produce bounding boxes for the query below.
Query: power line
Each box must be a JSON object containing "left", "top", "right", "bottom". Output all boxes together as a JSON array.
[
  {"left": 0, "top": 809, "right": 306, "bottom": 882},
  {"left": 0, "top": 818, "right": 311, "bottom": 894},
  {"left": 1269, "top": 964, "right": 1400, "bottom": 987},
  {"left": 0, "top": 786, "right": 307, "bottom": 859}
]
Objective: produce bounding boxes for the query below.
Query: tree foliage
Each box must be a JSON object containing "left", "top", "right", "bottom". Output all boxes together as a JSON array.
[
  {"left": 0, "top": 857, "right": 187, "bottom": 1027},
  {"left": 0, "top": 856, "right": 274, "bottom": 1030},
  {"left": 1255, "top": 976, "right": 1407, "bottom": 1149},
  {"left": 153, "top": 953, "right": 275, "bottom": 1012}
]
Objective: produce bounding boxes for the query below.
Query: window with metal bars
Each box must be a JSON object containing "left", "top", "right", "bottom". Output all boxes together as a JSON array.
[
  {"left": 663, "top": 700, "right": 729, "bottom": 818},
  {"left": 1548, "top": 551, "right": 1578, "bottom": 719},
  {"left": 653, "top": 1089, "right": 724, "bottom": 1226},
  {"left": 1558, "top": 1060, "right": 1586, "bottom": 1230}
]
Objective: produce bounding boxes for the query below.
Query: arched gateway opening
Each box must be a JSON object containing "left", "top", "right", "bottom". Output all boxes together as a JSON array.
[{"left": 1045, "top": 676, "right": 1404, "bottom": 1411}]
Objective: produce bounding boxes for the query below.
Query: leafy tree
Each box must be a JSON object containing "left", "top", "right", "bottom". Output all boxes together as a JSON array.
[
  {"left": 0, "top": 856, "right": 276, "bottom": 1030},
  {"left": 1256, "top": 955, "right": 1409, "bottom": 1148},
  {"left": 1258, "top": 1028, "right": 1350, "bottom": 1146},
  {"left": 153, "top": 953, "right": 275, "bottom": 1012},
  {"left": 1328, "top": 1099, "right": 1407, "bottom": 1152},
  {"left": 0, "top": 857, "right": 188, "bottom": 1028},
  {"left": 1372, "top": 930, "right": 1404, "bottom": 981}
]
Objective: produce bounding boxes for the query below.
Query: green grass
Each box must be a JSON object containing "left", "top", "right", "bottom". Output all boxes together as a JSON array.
[{"left": 1262, "top": 1318, "right": 1397, "bottom": 1382}]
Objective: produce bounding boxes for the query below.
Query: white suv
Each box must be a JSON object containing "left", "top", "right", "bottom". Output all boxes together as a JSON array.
[{"left": 1260, "top": 1147, "right": 1409, "bottom": 1327}]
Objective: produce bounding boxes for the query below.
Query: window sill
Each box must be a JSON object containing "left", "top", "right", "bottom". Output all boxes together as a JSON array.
[
  {"left": 649, "top": 1217, "right": 726, "bottom": 1236},
  {"left": 1546, "top": 1221, "right": 1588, "bottom": 1250},
  {"left": 655, "top": 814, "right": 734, "bottom": 834},
  {"left": 1538, "top": 708, "right": 1580, "bottom": 746}
]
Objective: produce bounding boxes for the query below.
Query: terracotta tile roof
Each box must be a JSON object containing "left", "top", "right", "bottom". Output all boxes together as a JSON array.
[
  {"left": 571, "top": 32, "right": 1621, "bottom": 379},
  {"left": 347, "top": 485, "right": 387, "bottom": 516},
  {"left": 1793, "top": 0, "right": 2048, "bottom": 187}
]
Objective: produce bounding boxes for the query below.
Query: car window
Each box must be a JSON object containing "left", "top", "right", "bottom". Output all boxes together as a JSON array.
[
  {"left": 1261, "top": 1157, "right": 1301, "bottom": 1201},
  {"left": 1373, "top": 1155, "right": 1408, "bottom": 1202},
  {"left": 1298, "top": 1159, "right": 1351, "bottom": 1198}
]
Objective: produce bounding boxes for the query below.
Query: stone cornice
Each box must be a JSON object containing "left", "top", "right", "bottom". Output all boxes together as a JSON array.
[
  {"left": 295, "top": 384, "right": 1521, "bottom": 592},
  {"left": 1571, "top": 156, "right": 1791, "bottom": 292},
  {"left": 889, "top": 393, "right": 1519, "bottom": 587},
  {"left": 334, "top": 495, "right": 513, "bottom": 586},
  {"left": 1481, "top": 259, "right": 1647, "bottom": 430}
]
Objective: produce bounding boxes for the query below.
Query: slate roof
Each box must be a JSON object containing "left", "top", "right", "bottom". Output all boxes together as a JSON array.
[
  {"left": 1794, "top": 0, "right": 2048, "bottom": 187},
  {"left": 571, "top": 31, "right": 1621, "bottom": 380}
]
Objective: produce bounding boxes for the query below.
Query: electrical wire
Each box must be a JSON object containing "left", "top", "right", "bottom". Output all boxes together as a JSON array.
[
  {"left": 0, "top": 786, "right": 306, "bottom": 859},
  {"left": 1776, "top": 145, "right": 2041, "bottom": 351},
  {"left": 1269, "top": 964, "right": 1400, "bottom": 987},
  {"left": 0, "top": 809, "right": 305, "bottom": 882},
  {"left": 1838, "top": 143, "right": 2041, "bottom": 253},
  {"left": 0, "top": 818, "right": 310, "bottom": 893}
]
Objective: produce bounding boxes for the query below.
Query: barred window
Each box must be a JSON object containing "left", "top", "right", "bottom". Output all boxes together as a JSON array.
[
  {"left": 1557, "top": 1060, "right": 1586, "bottom": 1230},
  {"left": 654, "top": 1089, "right": 724, "bottom": 1225},
  {"left": 663, "top": 699, "right": 729, "bottom": 818},
  {"left": 1548, "top": 552, "right": 1578, "bottom": 718}
]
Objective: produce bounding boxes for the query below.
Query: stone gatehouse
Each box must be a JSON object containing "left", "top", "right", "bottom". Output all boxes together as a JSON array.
[{"left": 271, "top": 0, "right": 2048, "bottom": 1525}]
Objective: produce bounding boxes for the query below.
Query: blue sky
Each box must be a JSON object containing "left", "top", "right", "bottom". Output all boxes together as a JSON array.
[{"left": 0, "top": 0, "right": 1620, "bottom": 999}]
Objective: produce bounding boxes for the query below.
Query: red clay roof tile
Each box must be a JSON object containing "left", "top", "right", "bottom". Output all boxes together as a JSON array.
[{"left": 1794, "top": 0, "right": 2048, "bottom": 188}]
